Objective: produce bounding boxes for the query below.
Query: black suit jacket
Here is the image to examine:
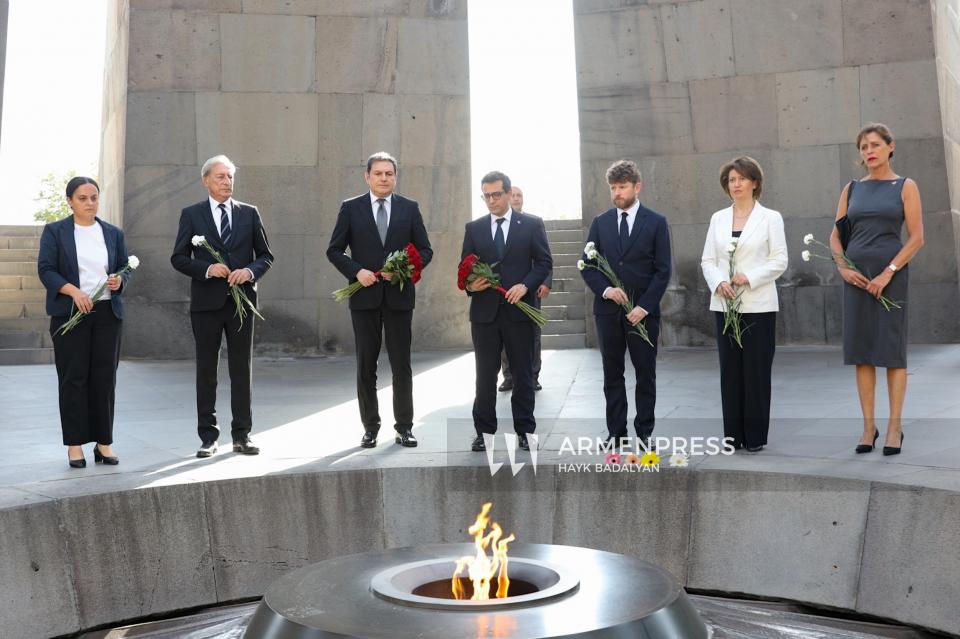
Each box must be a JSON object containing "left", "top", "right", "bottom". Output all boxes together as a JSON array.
[
  {"left": 38, "top": 217, "right": 130, "bottom": 319},
  {"left": 326, "top": 193, "right": 433, "bottom": 311},
  {"left": 170, "top": 199, "right": 274, "bottom": 312},
  {"left": 581, "top": 204, "right": 671, "bottom": 316},
  {"left": 460, "top": 212, "right": 552, "bottom": 324}
]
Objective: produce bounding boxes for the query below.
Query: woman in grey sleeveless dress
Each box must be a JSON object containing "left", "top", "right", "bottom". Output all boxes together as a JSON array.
[{"left": 830, "top": 124, "right": 924, "bottom": 457}]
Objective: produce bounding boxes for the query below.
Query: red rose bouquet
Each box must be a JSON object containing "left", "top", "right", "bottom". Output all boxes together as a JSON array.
[
  {"left": 457, "top": 253, "right": 548, "bottom": 328},
  {"left": 333, "top": 243, "right": 424, "bottom": 302}
]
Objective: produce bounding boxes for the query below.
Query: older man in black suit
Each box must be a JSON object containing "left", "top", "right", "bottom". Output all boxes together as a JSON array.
[
  {"left": 327, "top": 152, "right": 433, "bottom": 450},
  {"left": 461, "top": 171, "right": 552, "bottom": 452},
  {"left": 171, "top": 154, "right": 274, "bottom": 458}
]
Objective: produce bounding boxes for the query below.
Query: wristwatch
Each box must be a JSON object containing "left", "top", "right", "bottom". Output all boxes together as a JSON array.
[{"left": 887, "top": 263, "right": 899, "bottom": 273}]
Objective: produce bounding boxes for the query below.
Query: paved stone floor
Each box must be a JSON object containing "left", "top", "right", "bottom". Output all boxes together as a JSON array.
[{"left": 2, "top": 345, "right": 959, "bottom": 508}]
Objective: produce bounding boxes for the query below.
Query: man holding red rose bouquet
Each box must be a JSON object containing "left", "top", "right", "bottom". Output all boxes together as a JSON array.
[
  {"left": 326, "top": 152, "right": 433, "bottom": 449},
  {"left": 460, "top": 171, "right": 552, "bottom": 453}
]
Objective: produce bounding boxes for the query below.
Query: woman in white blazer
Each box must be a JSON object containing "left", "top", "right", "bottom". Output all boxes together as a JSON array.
[{"left": 701, "top": 157, "right": 788, "bottom": 452}]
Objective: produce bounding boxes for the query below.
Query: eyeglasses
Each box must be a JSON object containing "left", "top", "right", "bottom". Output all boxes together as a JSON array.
[{"left": 480, "top": 191, "right": 506, "bottom": 201}]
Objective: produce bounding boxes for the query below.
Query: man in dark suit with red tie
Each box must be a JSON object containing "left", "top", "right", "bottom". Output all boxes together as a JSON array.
[
  {"left": 461, "top": 171, "right": 552, "bottom": 452},
  {"left": 327, "top": 152, "right": 433, "bottom": 450},
  {"left": 171, "top": 154, "right": 274, "bottom": 458},
  {"left": 580, "top": 160, "right": 671, "bottom": 447}
]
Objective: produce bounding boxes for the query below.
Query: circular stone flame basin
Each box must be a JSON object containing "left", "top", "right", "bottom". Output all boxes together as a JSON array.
[
  {"left": 370, "top": 557, "right": 579, "bottom": 610},
  {"left": 244, "top": 543, "right": 709, "bottom": 639}
]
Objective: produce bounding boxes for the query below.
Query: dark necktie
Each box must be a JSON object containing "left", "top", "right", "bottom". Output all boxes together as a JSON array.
[
  {"left": 219, "top": 203, "right": 231, "bottom": 246},
  {"left": 619, "top": 211, "right": 629, "bottom": 252},
  {"left": 494, "top": 218, "right": 506, "bottom": 260},
  {"left": 376, "top": 198, "right": 388, "bottom": 244}
]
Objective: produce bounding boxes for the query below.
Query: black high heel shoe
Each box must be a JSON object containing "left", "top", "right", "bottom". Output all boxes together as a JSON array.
[
  {"left": 855, "top": 429, "right": 879, "bottom": 454},
  {"left": 882, "top": 432, "right": 903, "bottom": 456},
  {"left": 68, "top": 455, "right": 86, "bottom": 469},
  {"left": 93, "top": 444, "right": 119, "bottom": 465}
]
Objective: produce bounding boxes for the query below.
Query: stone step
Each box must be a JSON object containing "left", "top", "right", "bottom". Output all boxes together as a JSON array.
[
  {"left": 0, "top": 262, "right": 39, "bottom": 276},
  {"left": 542, "top": 304, "right": 585, "bottom": 321},
  {"left": 0, "top": 330, "right": 52, "bottom": 349},
  {"left": 0, "top": 289, "right": 45, "bottom": 303},
  {"left": 544, "top": 290, "right": 585, "bottom": 307},
  {"left": 548, "top": 241, "right": 583, "bottom": 255},
  {"left": 0, "top": 348, "right": 55, "bottom": 365},
  {"left": 0, "top": 302, "right": 46, "bottom": 319},
  {"left": 551, "top": 253, "right": 580, "bottom": 268},
  {"left": 548, "top": 278, "right": 586, "bottom": 293},
  {"left": 542, "top": 318, "right": 586, "bottom": 336},
  {"left": 0, "top": 236, "right": 41, "bottom": 250},
  {"left": 552, "top": 265, "right": 580, "bottom": 280},
  {"left": 0, "top": 225, "right": 43, "bottom": 237},
  {"left": 542, "top": 333, "right": 586, "bottom": 349},
  {"left": 543, "top": 219, "right": 582, "bottom": 231},
  {"left": 0, "top": 317, "right": 48, "bottom": 332},
  {"left": 0, "top": 249, "right": 39, "bottom": 262},
  {"left": 545, "top": 229, "right": 583, "bottom": 243},
  {"left": 0, "top": 275, "right": 44, "bottom": 289}
]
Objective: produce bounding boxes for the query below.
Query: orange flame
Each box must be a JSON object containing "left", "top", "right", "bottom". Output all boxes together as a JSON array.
[{"left": 452, "top": 502, "right": 516, "bottom": 600}]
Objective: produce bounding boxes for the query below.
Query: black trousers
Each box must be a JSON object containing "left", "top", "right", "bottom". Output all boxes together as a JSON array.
[
  {"left": 351, "top": 306, "right": 413, "bottom": 433},
  {"left": 500, "top": 325, "right": 541, "bottom": 383},
  {"left": 51, "top": 301, "right": 122, "bottom": 446},
  {"left": 714, "top": 311, "right": 777, "bottom": 449},
  {"left": 595, "top": 312, "right": 660, "bottom": 439},
  {"left": 472, "top": 312, "right": 536, "bottom": 435},
  {"left": 192, "top": 299, "right": 254, "bottom": 443}
]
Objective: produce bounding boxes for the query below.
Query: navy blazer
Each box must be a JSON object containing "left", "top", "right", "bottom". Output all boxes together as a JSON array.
[
  {"left": 581, "top": 204, "right": 672, "bottom": 316},
  {"left": 171, "top": 199, "right": 274, "bottom": 312},
  {"left": 326, "top": 192, "right": 434, "bottom": 311},
  {"left": 37, "top": 216, "right": 130, "bottom": 319},
  {"left": 460, "top": 212, "right": 553, "bottom": 324}
]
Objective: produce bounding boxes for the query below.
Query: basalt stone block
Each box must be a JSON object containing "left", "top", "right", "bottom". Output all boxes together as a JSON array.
[
  {"left": 730, "top": 0, "right": 843, "bottom": 75},
  {"left": 842, "top": 0, "right": 934, "bottom": 66},
  {"left": 122, "top": 300, "right": 194, "bottom": 358},
  {"left": 316, "top": 16, "right": 397, "bottom": 94},
  {"left": 240, "top": 0, "right": 409, "bottom": 16},
  {"left": 395, "top": 18, "right": 468, "bottom": 95},
  {"left": 764, "top": 146, "right": 844, "bottom": 219},
  {"left": 574, "top": 7, "right": 667, "bottom": 90},
  {"left": 399, "top": 95, "right": 470, "bottom": 167},
  {"left": 776, "top": 67, "right": 860, "bottom": 148},
  {"left": 660, "top": 0, "right": 735, "bottom": 82},
  {"left": 195, "top": 93, "right": 319, "bottom": 166},
  {"left": 128, "top": 10, "right": 219, "bottom": 91},
  {"left": 60, "top": 484, "right": 216, "bottom": 629},
  {"left": 124, "top": 165, "right": 207, "bottom": 238},
  {"left": 690, "top": 74, "right": 778, "bottom": 153},
  {"left": 318, "top": 93, "right": 364, "bottom": 169},
  {"left": 860, "top": 60, "right": 942, "bottom": 140},
  {"left": 125, "top": 92, "right": 197, "bottom": 166},
  {"left": 221, "top": 14, "right": 316, "bottom": 92},
  {"left": 687, "top": 471, "right": 869, "bottom": 608}
]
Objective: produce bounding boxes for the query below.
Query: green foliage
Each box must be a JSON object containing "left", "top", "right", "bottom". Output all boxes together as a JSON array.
[{"left": 33, "top": 170, "right": 77, "bottom": 223}]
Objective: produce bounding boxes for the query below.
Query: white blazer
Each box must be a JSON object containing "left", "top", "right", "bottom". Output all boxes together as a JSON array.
[{"left": 701, "top": 202, "right": 788, "bottom": 313}]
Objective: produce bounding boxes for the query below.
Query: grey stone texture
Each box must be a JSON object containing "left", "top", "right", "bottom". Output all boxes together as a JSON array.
[
  {"left": 106, "top": 0, "right": 471, "bottom": 357},
  {"left": 0, "top": 0, "right": 7, "bottom": 150},
  {"left": 574, "top": 0, "right": 960, "bottom": 346}
]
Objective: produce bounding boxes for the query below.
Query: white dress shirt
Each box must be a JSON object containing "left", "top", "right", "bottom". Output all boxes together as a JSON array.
[
  {"left": 370, "top": 192, "right": 392, "bottom": 227},
  {"left": 490, "top": 209, "right": 513, "bottom": 243},
  {"left": 205, "top": 197, "right": 255, "bottom": 281}
]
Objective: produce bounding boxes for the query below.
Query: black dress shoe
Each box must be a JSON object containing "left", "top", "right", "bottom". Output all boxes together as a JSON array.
[
  {"left": 233, "top": 439, "right": 260, "bottom": 455},
  {"left": 360, "top": 431, "right": 378, "bottom": 449},
  {"left": 68, "top": 456, "right": 86, "bottom": 469},
  {"left": 745, "top": 445, "right": 764, "bottom": 453},
  {"left": 471, "top": 435, "right": 487, "bottom": 452},
  {"left": 93, "top": 445, "right": 119, "bottom": 465},
  {"left": 856, "top": 429, "right": 879, "bottom": 454},
  {"left": 395, "top": 429, "right": 418, "bottom": 447},
  {"left": 601, "top": 433, "right": 629, "bottom": 450},
  {"left": 197, "top": 441, "right": 218, "bottom": 458},
  {"left": 517, "top": 433, "right": 530, "bottom": 451},
  {"left": 498, "top": 380, "right": 513, "bottom": 392},
  {"left": 534, "top": 380, "right": 542, "bottom": 391},
  {"left": 883, "top": 432, "right": 904, "bottom": 456}
]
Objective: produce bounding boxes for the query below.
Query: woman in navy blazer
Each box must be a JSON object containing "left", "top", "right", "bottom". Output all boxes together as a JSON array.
[
  {"left": 701, "top": 157, "right": 788, "bottom": 452},
  {"left": 37, "top": 177, "right": 130, "bottom": 468}
]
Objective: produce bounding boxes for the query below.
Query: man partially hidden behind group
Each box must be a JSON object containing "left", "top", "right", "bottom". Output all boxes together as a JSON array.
[
  {"left": 461, "top": 171, "right": 552, "bottom": 452},
  {"left": 171, "top": 155, "right": 274, "bottom": 458},
  {"left": 498, "top": 186, "right": 551, "bottom": 392},
  {"left": 581, "top": 160, "right": 671, "bottom": 448},
  {"left": 327, "top": 152, "right": 433, "bottom": 450}
]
